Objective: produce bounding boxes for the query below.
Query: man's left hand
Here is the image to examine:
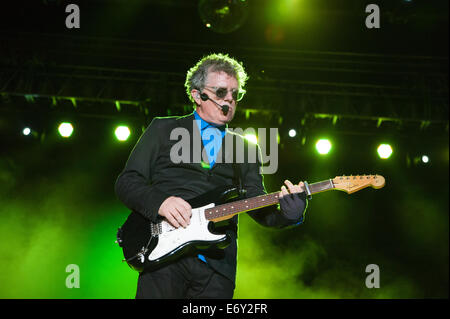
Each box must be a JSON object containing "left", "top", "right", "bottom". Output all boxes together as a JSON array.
[
  {"left": 279, "top": 180, "right": 304, "bottom": 198},
  {"left": 278, "top": 180, "right": 307, "bottom": 222}
]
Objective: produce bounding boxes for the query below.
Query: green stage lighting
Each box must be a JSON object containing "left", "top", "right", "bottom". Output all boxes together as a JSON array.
[
  {"left": 58, "top": 122, "right": 73, "bottom": 138},
  {"left": 198, "top": 0, "right": 249, "bottom": 34},
  {"left": 315, "top": 139, "right": 331, "bottom": 155},
  {"left": 377, "top": 144, "right": 393, "bottom": 159},
  {"left": 421, "top": 155, "right": 429, "bottom": 163},
  {"left": 115, "top": 126, "right": 131, "bottom": 141}
]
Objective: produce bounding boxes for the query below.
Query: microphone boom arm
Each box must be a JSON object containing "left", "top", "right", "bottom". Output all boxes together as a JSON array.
[{"left": 200, "top": 92, "right": 229, "bottom": 115}]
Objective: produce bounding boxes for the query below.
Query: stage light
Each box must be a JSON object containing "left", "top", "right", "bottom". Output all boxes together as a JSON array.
[
  {"left": 288, "top": 129, "right": 296, "bottom": 137},
  {"left": 198, "top": 0, "right": 249, "bottom": 34},
  {"left": 22, "top": 127, "right": 31, "bottom": 136},
  {"left": 377, "top": 144, "right": 393, "bottom": 159},
  {"left": 421, "top": 155, "right": 429, "bottom": 163},
  {"left": 245, "top": 134, "right": 258, "bottom": 144},
  {"left": 58, "top": 122, "right": 73, "bottom": 138},
  {"left": 315, "top": 139, "right": 332, "bottom": 155},
  {"left": 115, "top": 126, "right": 131, "bottom": 141}
]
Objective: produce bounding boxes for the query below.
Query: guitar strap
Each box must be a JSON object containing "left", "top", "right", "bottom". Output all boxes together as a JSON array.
[
  {"left": 232, "top": 162, "right": 243, "bottom": 195},
  {"left": 227, "top": 162, "right": 242, "bottom": 234},
  {"left": 231, "top": 133, "right": 247, "bottom": 199}
]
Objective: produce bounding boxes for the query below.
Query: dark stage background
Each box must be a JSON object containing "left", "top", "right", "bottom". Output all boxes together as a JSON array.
[{"left": 0, "top": 0, "right": 448, "bottom": 298}]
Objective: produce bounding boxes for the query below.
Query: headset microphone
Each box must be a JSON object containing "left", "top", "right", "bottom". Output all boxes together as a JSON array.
[{"left": 200, "top": 93, "right": 229, "bottom": 115}]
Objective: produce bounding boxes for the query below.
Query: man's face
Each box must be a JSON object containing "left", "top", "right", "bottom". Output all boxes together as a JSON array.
[{"left": 193, "top": 71, "right": 238, "bottom": 125}]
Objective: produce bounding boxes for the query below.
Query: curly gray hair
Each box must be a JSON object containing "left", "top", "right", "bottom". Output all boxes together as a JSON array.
[{"left": 184, "top": 53, "right": 248, "bottom": 104}]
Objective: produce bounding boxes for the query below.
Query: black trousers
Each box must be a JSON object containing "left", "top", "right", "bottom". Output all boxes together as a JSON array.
[{"left": 136, "top": 256, "right": 235, "bottom": 299}]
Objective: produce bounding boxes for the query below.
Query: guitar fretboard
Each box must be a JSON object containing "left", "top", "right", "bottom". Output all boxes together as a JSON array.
[{"left": 204, "top": 179, "right": 334, "bottom": 221}]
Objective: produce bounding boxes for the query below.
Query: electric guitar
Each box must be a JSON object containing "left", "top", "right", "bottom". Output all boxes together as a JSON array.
[{"left": 116, "top": 175, "right": 385, "bottom": 272}]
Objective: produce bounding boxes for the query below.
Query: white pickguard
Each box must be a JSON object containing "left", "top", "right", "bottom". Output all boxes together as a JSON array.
[{"left": 148, "top": 203, "right": 226, "bottom": 261}]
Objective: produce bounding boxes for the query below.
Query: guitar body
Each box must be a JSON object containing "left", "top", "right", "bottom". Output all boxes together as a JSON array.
[{"left": 117, "top": 185, "right": 242, "bottom": 272}]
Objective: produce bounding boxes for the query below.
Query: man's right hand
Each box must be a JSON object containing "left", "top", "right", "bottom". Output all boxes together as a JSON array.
[{"left": 158, "top": 196, "right": 192, "bottom": 228}]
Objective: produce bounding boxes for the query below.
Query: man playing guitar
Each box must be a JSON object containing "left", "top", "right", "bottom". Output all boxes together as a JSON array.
[{"left": 115, "top": 53, "right": 307, "bottom": 299}]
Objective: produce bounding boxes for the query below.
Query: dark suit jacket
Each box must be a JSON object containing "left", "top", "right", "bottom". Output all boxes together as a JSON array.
[{"left": 115, "top": 113, "right": 305, "bottom": 283}]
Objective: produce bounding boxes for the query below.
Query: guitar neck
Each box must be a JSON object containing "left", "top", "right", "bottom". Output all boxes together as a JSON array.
[{"left": 204, "top": 179, "right": 334, "bottom": 222}]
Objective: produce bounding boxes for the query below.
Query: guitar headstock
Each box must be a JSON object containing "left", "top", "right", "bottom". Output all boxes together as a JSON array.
[{"left": 332, "top": 175, "right": 385, "bottom": 194}]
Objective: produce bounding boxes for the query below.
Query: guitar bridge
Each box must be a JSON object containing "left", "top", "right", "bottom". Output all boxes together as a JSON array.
[{"left": 150, "top": 222, "right": 162, "bottom": 237}]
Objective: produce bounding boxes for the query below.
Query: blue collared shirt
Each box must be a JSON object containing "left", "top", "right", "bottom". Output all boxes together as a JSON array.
[{"left": 193, "top": 111, "right": 227, "bottom": 169}]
